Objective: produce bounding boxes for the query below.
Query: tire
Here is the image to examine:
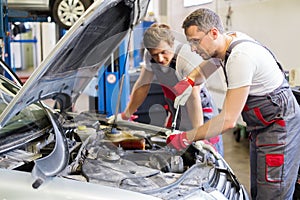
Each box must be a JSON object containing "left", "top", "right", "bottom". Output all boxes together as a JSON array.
[{"left": 52, "top": 0, "right": 92, "bottom": 30}]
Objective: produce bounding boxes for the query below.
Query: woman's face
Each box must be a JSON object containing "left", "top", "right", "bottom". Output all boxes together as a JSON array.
[{"left": 148, "top": 41, "right": 175, "bottom": 66}]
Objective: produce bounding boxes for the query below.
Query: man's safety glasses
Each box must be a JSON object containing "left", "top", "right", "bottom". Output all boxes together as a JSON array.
[{"left": 188, "top": 30, "right": 210, "bottom": 47}]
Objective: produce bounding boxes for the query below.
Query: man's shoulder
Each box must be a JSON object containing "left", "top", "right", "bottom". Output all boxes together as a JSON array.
[{"left": 230, "top": 32, "right": 258, "bottom": 49}]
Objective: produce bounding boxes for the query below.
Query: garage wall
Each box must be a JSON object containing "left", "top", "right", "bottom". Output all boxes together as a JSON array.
[
  {"left": 148, "top": 0, "right": 300, "bottom": 111},
  {"left": 216, "top": 0, "right": 300, "bottom": 86},
  {"left": 153, "top": 0, "right": 300, "bottom": 86}
]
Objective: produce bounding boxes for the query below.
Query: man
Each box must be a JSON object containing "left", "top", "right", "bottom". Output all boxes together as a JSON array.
[
  {"left": 167, "top": 8, "right": 300, "bottom": 200},
  {"left": 110, "top": 23, "right": 223, "bottom": 155}
]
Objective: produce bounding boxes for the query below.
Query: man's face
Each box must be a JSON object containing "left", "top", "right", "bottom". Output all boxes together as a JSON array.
[
  {"left": 148, "top": 41, "right": 175, "bottom": 66},
  {"left": 185, "top": 25, "right": 213, "bottom": 60}
]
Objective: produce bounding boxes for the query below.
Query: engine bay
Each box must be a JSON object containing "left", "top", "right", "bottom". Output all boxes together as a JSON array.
[{"left": 0, "top": 111, "right": 249, "bottom": 200}]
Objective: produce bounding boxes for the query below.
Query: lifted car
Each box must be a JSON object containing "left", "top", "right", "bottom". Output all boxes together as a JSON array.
[{"left": 7, "top": 0, "right": 94, "bottom": 29}]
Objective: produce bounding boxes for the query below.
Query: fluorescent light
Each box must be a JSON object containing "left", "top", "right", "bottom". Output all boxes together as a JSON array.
[{"left": 184, "top": 0, "right": 213, "bottom": 7}]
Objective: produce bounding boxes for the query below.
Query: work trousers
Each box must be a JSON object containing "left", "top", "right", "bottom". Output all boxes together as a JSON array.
[{"left": 242, "top": 80, "right": 300, "bottom": 200}]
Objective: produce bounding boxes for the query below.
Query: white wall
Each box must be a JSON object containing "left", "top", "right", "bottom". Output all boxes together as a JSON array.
[
  {"left": 152, "top": 0, "right": 300, "bottom": 85},
  {"left": 148, "top": 0, "right": 300, "bottom": 112},
  {"left": 217, "top": 0, "right": 300, "bottom": 85},
  {"left": 41, "top": 22, "right": 57, "bottom": 63}
]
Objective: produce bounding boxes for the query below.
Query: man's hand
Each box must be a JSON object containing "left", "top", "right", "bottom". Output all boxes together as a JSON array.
[
  {"left": 173, "top": 77, "right": 194, "bottom": 108},
  {"left": 107, "top": 112, "right": 137, "bottom": 124},
  {"left": 166, "top": 131, "right": 192, "bottom": 151},
  {"left": 194, "top": 140, "right": 221, "bottom": 159}
]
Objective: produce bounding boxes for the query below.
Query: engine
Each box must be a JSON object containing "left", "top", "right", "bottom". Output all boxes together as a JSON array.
[
  {"left": 60, "top": 112, "right": 249, "bottom": 200},
  {"left": 0, "top": 111, "right": 249, "bottom": 200}
]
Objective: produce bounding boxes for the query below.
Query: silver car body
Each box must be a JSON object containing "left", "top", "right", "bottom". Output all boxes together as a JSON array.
[
  {"left": 0, "top": 168, "right": 160, "bottom": 199},
  {"left": 7, "top": 0, "right": 50, "bottom": 10}
]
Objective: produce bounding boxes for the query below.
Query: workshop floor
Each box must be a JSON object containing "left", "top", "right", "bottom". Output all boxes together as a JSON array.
[{"left": 223, "top": 131, "right": 250, "bottom": 194}]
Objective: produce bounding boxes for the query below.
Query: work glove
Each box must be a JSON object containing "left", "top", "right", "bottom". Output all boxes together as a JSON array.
[
  {"left": 173, "top": 77, "right": 194, "bottom": 108},
  {"left": 194, "top": 140, "right": 221, "bottom": 159},
  {"left": 166, "top": 130, "right": 192, "bottom": 151},
  {"left": 107, "top": 112, "right": 137, "bottom": 124}
]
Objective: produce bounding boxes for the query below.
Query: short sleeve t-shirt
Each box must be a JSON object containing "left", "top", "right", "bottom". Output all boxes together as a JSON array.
[{"left": 225, "top": 32, "right": 284, "bottom": 95}]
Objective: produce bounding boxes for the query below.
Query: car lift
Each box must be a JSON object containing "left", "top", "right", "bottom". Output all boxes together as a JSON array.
[
  {"left": 1, "top": 2, "right": 154, "bottom": 120},
  {"left": 0, "top": 0, "right": 9, "bottom": 65},
  {"left": 97, "top": 37, "right": 130, "bottom": 117},
  {"left": 0, "top": 0, "right": 128, "bottom": 117},
  {"left": 0, "top": 0, "right": 48, "bottom": 68},
  {"left": 97, "top": 20, "right": 155, "bottom": 117}
]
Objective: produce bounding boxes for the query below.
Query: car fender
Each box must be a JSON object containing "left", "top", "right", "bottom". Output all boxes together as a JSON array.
[{"left": 0, "top": 168, "right": 161, "bottom": 200}]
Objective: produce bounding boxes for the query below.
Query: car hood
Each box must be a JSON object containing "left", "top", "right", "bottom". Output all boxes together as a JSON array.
[{"left": 0, "top": 0, "right": 150, "bottom": 128}]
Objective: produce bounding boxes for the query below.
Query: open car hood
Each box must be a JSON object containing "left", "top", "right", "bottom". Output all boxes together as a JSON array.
[{"left": 0, "top": 0, "right": 150, "bottom": 128}]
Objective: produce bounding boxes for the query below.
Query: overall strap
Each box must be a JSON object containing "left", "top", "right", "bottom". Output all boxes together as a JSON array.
[{"left": 223, "top": 39, "right": 284, "bottom": 86}]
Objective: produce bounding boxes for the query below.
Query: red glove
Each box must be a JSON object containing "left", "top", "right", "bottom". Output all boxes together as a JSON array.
[
  {"left": 173, "top": 77, "right": 195, "bottom": 108},
  {"left": 173, "top": 77, "right": 195, "bottom": 95},
  {"left": 166, "top": 131, "right": 192, "bottom": 151},
  {"left": 208, "top": 136, "right": 220, "bottom": 145}
]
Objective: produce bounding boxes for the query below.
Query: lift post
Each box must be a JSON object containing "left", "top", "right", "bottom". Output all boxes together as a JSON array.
[
  {"left": 98, "top": 36, "right": 130, "bottom": 117},
  {"left": 1, "top": 0, "right": 48, "bottom": 68}
]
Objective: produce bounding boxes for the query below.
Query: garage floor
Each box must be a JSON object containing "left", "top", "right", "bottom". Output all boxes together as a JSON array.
[{"left": 223, "top": 131, "right": 250, "bottom": 194}]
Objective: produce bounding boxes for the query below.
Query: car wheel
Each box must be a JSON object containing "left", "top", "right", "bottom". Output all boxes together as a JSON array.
[{"left": 52, "top": 0, "right": 92, "bottom": 30}]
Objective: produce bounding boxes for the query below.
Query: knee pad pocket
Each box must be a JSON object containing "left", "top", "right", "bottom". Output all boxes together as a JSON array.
[{"left": 265, "top": 154, "right": 284, "bottom": 183}]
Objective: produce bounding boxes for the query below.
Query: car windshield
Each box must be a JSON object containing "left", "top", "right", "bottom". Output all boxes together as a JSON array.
[
  {"left": 0, "top": 76, "right": 50, "bottom": 153},
  {"left": 0, "top": 0, "right": 139, "bottom": 128}
]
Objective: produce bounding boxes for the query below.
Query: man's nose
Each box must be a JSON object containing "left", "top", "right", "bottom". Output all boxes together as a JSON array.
[
  {"left": 157, "top": 53, "right": 164, "bottom": 62},
  {"left": 190, "top": 45, "right": 197, "bottom": 52}
]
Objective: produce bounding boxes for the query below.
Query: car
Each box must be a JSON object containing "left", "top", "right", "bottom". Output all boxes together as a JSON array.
[
  {"left": 7, "top": 0, "right": 94, "bottom": 29},
  {"left": 0, "top": 0, "right": 250, "bottom": 199}
]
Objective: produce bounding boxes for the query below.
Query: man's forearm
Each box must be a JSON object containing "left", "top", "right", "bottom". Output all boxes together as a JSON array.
[
  {"left": 186, "top": 86, "right": 203, "bottom": 128},
  {"left": 186, "top": 111, "right": 228, "bottom": 142},
  {"left": 188, "top": 59, "right": 220, "bottom": 86}
]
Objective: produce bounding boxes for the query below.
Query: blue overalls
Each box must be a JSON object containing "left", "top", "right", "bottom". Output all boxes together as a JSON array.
[
  {"left": 149, "top": 44, "right": 224, "bottom": 156},
  {"left": 224, "top": 40, "right": 300, "bottom": 199}
]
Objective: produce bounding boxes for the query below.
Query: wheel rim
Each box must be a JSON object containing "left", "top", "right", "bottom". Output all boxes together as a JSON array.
[{"left": 57, "top": 0, "right": 86, "bottom": 27}]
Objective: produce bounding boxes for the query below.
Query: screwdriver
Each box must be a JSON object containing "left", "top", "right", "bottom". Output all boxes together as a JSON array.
[{"left": 171, "top": 105, "right": 180, "bottom": 132}]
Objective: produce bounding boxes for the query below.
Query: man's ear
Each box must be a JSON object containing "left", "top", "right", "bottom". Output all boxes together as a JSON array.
[{"left": 209, "top": 28, "right": 219, "bottom": 39}]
